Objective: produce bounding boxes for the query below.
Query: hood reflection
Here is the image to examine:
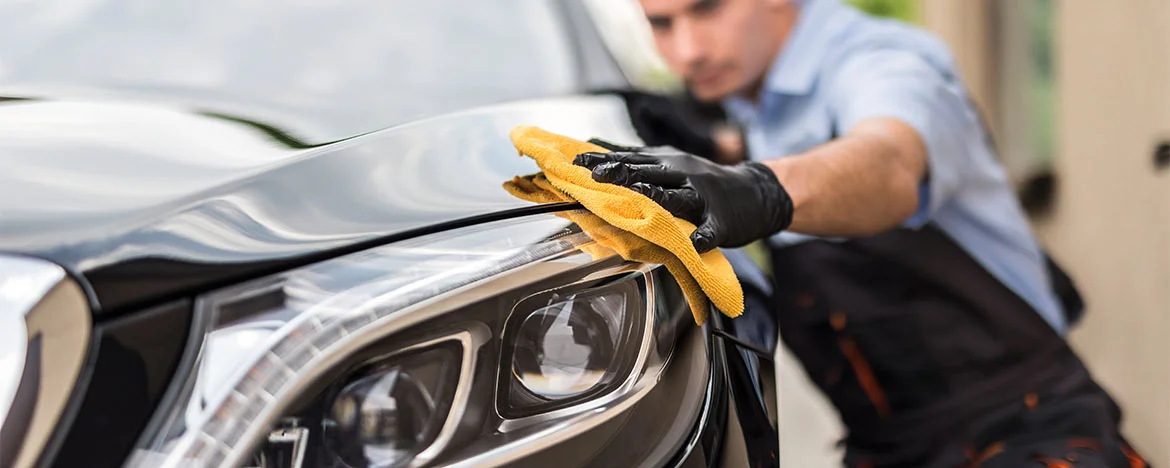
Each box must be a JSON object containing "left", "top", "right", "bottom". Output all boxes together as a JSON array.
[{"left": 0, "top": 95, "right": 639, "bottom": 312}]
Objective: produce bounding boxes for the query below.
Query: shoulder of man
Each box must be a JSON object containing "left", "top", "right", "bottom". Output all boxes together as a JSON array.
[{"left": 816, "top": 13, "right": 961, "bottom": 87}]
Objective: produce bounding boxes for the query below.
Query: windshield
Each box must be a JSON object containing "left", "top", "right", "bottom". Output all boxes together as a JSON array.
[{"left": 0, "top": 0, "right": 586, "bottom": 141}]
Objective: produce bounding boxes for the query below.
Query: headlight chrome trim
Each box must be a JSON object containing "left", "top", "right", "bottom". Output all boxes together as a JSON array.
[{"left": 400, "top": 330, "right": 481, "bottom": 466}]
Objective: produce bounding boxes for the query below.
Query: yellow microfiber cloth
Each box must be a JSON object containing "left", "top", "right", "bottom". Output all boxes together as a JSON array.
[{"left": 502, "top": 126, "right": 743, "bottom": 324}]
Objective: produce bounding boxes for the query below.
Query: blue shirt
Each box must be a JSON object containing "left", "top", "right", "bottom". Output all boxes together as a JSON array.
[{"left": 722, "top": 0, "right": 1066, "bottom": 333}]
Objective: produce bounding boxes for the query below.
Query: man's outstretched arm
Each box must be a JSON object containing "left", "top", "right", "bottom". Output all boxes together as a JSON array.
[
  {"left": 765, "top": 117, "right": 928, "bottom": 237},
  {"left": 576, "top": 51, "right": 971, "bottom": 252},
  {"left": 576, "top": 117, "right": 930, "bottom": 252}
]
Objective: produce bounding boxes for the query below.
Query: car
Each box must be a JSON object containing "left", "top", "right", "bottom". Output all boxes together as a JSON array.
[{"left": 0, "top": 1, "right": 779, "bottom": 467}]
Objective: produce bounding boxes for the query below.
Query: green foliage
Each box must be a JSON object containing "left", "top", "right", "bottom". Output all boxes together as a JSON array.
[
  {"left": 1029, "top": 0, "right": 1056, "bottom": 164},
  {"left": 847, "top": 0, "right": 918, "bottom": 23}
]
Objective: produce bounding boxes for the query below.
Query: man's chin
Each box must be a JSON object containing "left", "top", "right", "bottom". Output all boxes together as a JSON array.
[
  {"left": 683, "top": 86, "right": 730, "bottom": 104},
  {"left": 687, "top": 80, "right": 739, "bottom": 103}
]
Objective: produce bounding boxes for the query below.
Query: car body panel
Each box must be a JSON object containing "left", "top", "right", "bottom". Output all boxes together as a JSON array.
[
  {"left": 43, "top": 299, "right": 192, "bottom": 468},
  {"left": 0, "top": 96, "right": 642, "bottom": 313},
  {"left": 0, "top": 1, "right": 779, "bottom": 465}
]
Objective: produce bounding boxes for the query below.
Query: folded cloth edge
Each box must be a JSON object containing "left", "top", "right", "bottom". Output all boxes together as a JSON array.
[
  {"left": 504, "top": 125, "right": 744, "bottom": 321},
  {"left": 504, "top": 173, "right": 713, "bottom": 324}
]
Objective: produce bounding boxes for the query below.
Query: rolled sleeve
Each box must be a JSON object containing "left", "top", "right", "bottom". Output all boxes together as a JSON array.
[{"left": 828, "top": 49, "right": 978, "bottom": 227}]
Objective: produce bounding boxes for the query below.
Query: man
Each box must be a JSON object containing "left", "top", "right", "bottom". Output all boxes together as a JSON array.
[{"left": 575, "top": 0, "right": 1148, "bottom": 466}]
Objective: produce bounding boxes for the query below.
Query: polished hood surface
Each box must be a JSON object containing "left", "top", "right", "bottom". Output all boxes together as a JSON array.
[
  {"left": 0, "top": 95, "right": 640, "bottom": 313},
  {"left": 0, "top": 0, "right": 597, "bottom": 142}
]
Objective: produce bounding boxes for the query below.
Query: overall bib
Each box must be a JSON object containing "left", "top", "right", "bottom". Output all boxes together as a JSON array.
[{"left": 770, "top": 226, "right": 1148, "bottom": 467}]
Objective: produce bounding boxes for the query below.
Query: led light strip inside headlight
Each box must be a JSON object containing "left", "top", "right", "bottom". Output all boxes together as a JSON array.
[{"left": 130, "top": 213, "right": 683, "bottom": 468}]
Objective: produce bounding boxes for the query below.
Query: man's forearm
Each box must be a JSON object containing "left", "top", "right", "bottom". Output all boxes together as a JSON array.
[{"left": 761, "top": 118, "right": 928, "bottom": 237}]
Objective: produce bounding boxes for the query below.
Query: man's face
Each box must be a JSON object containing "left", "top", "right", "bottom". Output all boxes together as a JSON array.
[{"left": 641, "top": 0, "right": 792, "bottom": 102}]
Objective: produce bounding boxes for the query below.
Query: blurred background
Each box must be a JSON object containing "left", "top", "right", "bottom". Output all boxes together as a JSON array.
[
  {"left": 0, "top": 0, "right": 1163, "bottom": 465},
  {"left": 609, "top": 0, "right": 1170, "bottom": 465}
]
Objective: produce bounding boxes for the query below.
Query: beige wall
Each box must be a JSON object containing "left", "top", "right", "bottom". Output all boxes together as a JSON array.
[
  {"left": 1038, "top": 1, "right": 1170, "bottom": 463},
  {"left": 919, "top": 0, "right": 998, "bottom": 134},
  {"left": 924, "top": 0, "right": 1170, "bottom": 464}
]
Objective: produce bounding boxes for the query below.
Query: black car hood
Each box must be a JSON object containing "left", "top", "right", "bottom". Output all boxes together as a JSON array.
[{"left": 0, "top": 95, "right": 640, "bottom": 314}]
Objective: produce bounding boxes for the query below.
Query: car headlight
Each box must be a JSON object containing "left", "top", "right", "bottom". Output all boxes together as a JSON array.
[{"left": 130, "top": 213, "right": 689, "bottom": 468}]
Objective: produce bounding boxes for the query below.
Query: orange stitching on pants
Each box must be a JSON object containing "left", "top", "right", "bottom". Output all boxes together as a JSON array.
[
  {"left": 1066, "top": 439, "right": 1100, "bottom": 451},
  {"left": 796, "top": 292, "right": 816, "bottom": 308},
  {"left": 1122, "top": 443, "right": 1148, "bottom": 468},
  {"left": 836, "top": 335, "right": 892, "bottom": 418},
  {"left": 1025, "top": 392, "right": 1039, "bottom": 411},
  {"left": 830, "top": 312, "right": 847, "bottom": 331},
  {"left": 1034, "top": 456, "right": 1074, "bottom": 468},
  {"left": 830, "top": 312, "right": 891, "bottom": 418},
  {"left": 966, "top": 442, "right": 1005, "bottom": 467}
]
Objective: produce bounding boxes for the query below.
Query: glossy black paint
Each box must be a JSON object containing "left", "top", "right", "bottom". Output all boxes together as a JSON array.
[
  {"left": 725, "top": 345, "right": 780, "bottom": 467},
  {"left": 43, "top": 300, "right": 192, "bottom": 468},
  {"left": 711, "top": 312, "right": 780, "bottom": 468},
  {"left": 0, "top": 96, "right": 642, "bottom": 315},
  {"left": 0, "top": 0, "right": 636, "bottom": 316},
  {"left": 667, "top": 329, "right": 731, "bottom": 468}
]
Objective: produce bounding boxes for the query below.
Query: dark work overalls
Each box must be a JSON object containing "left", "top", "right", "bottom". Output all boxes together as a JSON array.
[{"left": 769, "top": 225, "right": 1149, "bottom": 467}]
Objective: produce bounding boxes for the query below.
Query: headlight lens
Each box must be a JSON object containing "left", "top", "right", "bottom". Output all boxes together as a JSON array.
[
  {"left": 131, "top": 213, "right": 689, "bottom": 468},
  {"left": 324, "top": 345, "right": 460, "bottom": 468},
  {"left": 512, "top": 295, "right": 622, "bottom": 398},
  {"left": 501, "top": 279, "right": 645, "bottom": 417}
]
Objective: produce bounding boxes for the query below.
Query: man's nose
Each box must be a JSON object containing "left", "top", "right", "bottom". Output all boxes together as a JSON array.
[{"left": 669, "top": 18, "right": 705, "bottom": 69}]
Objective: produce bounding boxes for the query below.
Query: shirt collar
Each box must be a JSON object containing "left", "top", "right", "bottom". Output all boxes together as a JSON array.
[{"left": 763, "top": 0, "right": 853, "bottom": 95}]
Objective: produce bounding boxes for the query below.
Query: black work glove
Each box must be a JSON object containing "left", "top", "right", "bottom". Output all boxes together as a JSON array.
[
  {"left": 608, "top": 89, "right": 722, "bottom": 161},
  {"left": 577, "top": 140, "right": 793, "bottom": 253}
]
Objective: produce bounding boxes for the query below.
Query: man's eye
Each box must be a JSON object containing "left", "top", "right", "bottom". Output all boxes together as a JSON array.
[
  {"left": 647, "top": 17, "right": 671, "bottom": 31},
  {"left": 691, "top": 0, "right": 723, "bottom": 16}
]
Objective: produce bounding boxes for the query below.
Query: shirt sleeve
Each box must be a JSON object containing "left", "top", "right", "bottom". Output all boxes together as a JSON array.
[{"left": 827, "top": 48, "right": 981, "bottom": 228}]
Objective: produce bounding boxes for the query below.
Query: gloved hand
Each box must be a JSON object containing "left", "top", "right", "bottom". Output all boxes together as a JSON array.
[
  {"left": 608, "top": 89, "right": 724, "bottom": 161},
  {"left": 577, "top": 140, "right": 794, "bottom": 253}
]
